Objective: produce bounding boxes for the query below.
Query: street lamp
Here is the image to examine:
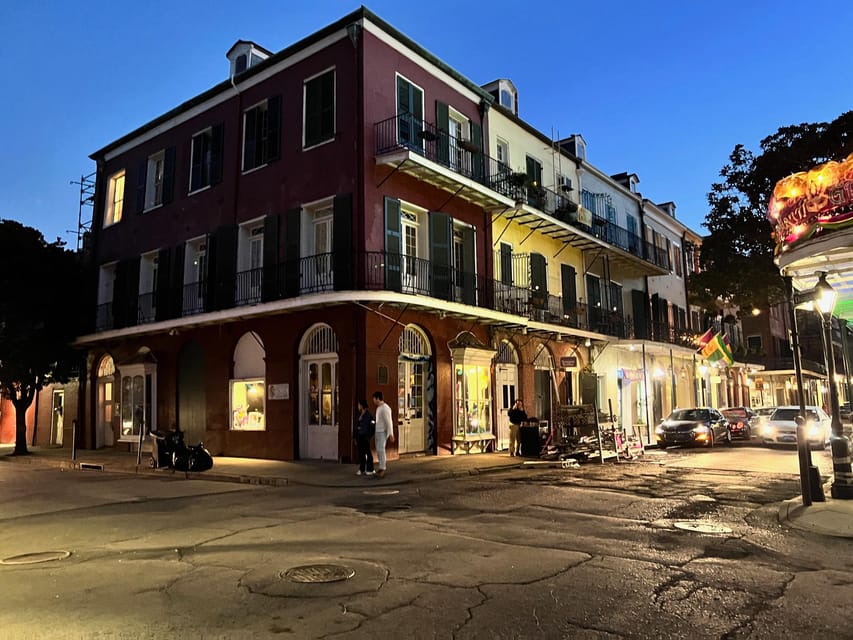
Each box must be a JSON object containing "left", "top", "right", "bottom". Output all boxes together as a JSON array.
[{"left": 812, "top": 273, "right": 853, "bottom": 500}]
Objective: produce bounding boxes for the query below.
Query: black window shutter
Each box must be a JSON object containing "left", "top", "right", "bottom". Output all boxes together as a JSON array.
[
  {"left": 469, "top": 120, "right": 484, "bottom": 182},
  {"left": 210, "top": 123, "right": 224, "bottom": 185},
  {"left": 125, "top": 257, "right": 141, "bottom": 327},
  {"left": 284, "top": 208, "right": 301, "bottom": 297},
  {"left": 211, "top": 224, "right": 238, "bottom": 310},
  {"left": 190, "top": 135, "right": 202, "bottom": 192},
  {"left": 384, "top": 197, "right": 402, "bottom": 293},
  {"left": 461, "top": 225, "right": 476, "bottom": 306},
  {"left": 333, "top": 194, "right": 352, "bottom": 291},
  {"left": 526, "top": 156, "right": 543, "bottom": 185},
  {"left": 266, "top": 95, "right": 281, "bottom": 163},
  {"left": 162, "top": 146, "right": 176, "bottom": 204},
  {"left": 561, "top": 264, "right": 577, "bottom": 318},
  {"left": 112, "top": 260, "right": 129, "bottom": 329},
  {"left": 169, "top": 244, "right": 185, "bottom": 319},
  {"left": 135, "top": 159, "right": 147, "bottom": 213},
  {"left": 243, "top": 107, "right": 257, "bottom": 171},
  {"left": 500, "top": 243, "right": 512, "bottom": 286},
  {"left": 155, "top": 247, "right": 172, "bottom": 321},
  {"left": 320, "top": 70, "right": 335, "bottom": 142},
  {"left": 530, "top": 253, "right": 547, "bottom": 309},
  {"left": 435, "top": 101, "right": 449, "bottom": 165},
  {"left": 429, "top": 211, "right": 452, "bottom": 300},
  {"left": 262, "top": 213, "right": 280, "bottom": 302},
  {"left": 304, "top": 77, "right": 321, "bottom": 148}
]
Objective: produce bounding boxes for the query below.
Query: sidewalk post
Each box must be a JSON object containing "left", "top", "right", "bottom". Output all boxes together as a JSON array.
[{"left": 71, "top": 419, "right": 77, "bottom": 462}]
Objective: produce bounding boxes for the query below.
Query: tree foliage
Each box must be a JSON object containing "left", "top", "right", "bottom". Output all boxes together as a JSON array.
[
  {"left": 0, "top": 221, "right": 87, "bottom": 454},
  {"left": 689, "top": 111, "right": 853, "bottom": 313}
]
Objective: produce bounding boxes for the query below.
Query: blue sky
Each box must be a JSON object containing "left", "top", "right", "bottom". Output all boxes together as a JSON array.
[{"left": 2, "top": 1, "right": 852, "bottom": 246}]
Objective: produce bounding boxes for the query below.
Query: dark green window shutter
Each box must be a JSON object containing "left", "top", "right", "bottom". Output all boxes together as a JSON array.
[
  {"left": 632, "top": 290, "right": 649, "bottom": 339},
  {"left": 384, "top": 197, "right": 402, "bottom": 293},
  {"left": 333, "top": 194, "right": 352, "bottom": 291},
  {"left": 162, "top": 146, "right": 176, "bottom": 204},
  {"left": 113, "top": 259, "right": 129, "bottom": 329},
  {"left": 561, "top": 264, "right": 577, "bottom": 318},
  {"left": 135, "top": 159, "right": 147, "bottom": 213},
  {"left": 284, "top": 208, "right": 301, "bottom": 297},
  {"left": 429, "top": 211, "right": 452, "bottom": 300},
  {"left": 469, "top": 120, "right": 484, "bottom": 182},
  {"left": 156, "top": 247, "right": 172, "bottom": 321},
  {"left": 461, "top": 225, "right": 476, "bottom": 305},
  {"left": 435, "top": 101, "right": 449, "bottom": 165},
  {"left": 530, "top": 253, "right": 547, "bottom": 309},
  {"left": 210, "top": 123, "right": 224, "bottom": 185},
  {"left": 500, "top": 243, "right": 512, "bottom": 286},
  {"left": 526, "top": 156, "right": 542, "bottom": 186},
  {"left": 266, "top": 95, "right": 281, "bottom": 163},
  {"left": 262, "top": 213, "right": 280, "bottom": 302},
  {"left": 587, "top": 274, "right": 602, "bottom": 328},
  {"left": 170, "top": 244, "right": 185, "bottom": 320}
]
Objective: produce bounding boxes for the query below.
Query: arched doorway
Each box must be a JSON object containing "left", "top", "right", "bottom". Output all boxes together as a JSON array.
[
  {"left": 95, "top": 355, "right": 115, "bottom": 448},
  {"left": 397, "top": 325, "right": 432, "bottom": 454},
  {"left": 299, "top": 324, "right": 339, "bottom": 460},
  {"left": 533, "top": 344, "right": 554, "bottom": 425},
  {"left": 178, "top": 341, "right": 206, "bottom": 445},
  {"left": 494, "top": 340, "right": 519, "bottom": 451},
  {"left": 230, "top": 332, "right": 266, "bottom": 432}
]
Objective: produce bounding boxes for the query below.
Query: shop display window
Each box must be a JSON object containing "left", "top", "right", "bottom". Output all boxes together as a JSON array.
[{"left": 231, "top": 378, "right": 266, "bottom": 430}]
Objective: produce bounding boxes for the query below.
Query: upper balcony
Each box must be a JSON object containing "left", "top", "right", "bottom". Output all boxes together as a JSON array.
[{"left": 374, "top": 114, "right": 669, "bottom": 277}]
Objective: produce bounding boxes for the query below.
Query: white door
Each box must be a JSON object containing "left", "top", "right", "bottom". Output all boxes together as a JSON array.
[
  {"left": 397, "top": 360, "right": 426, "bottom": 453},
  {"left": 495, "top": 364, "right": 518, "bottom": 451},
  {"left": 301, "top": 357, "right": 339, "bottom": 460},
  {"left": 51, "top": 390, "right": 64, "bottom": 446}
]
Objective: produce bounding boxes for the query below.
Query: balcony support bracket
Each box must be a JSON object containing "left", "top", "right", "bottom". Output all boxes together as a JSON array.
[
  {"left": 437, "top": 183, "right": 467, "bottom": 212},
  {"left": 376, "top": 158, "right": 410, "bottom": 189}
]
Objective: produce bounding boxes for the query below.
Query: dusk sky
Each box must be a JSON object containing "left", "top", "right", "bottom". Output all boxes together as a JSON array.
[{"left": 2, "top": 1, "right": 852, "bottom": 247}]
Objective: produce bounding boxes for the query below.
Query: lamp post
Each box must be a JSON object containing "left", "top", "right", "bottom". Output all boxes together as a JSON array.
[
  {"left": 813, "top": 273, "right": 853, "bottom": 499},
  {"left": 786, "top": 276, "right": 823, "bottom": 505}
]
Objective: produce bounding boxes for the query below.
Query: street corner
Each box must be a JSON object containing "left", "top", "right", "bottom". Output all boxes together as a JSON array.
[{"left": 778, "top": 496, "right": 853, "bottom": 538}]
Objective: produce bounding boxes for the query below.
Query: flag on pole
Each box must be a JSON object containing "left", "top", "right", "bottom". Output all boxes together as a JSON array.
[
  {"left": 700, "top": 333, "right": 734, "bottom": 366},
  {"left": 695, "top": 328, "right": 715, "bottom": 352}
]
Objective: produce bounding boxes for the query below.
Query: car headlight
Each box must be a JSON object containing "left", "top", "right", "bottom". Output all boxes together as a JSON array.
[
  {"left": 806, "top": 423, "right": 821, "bottom": 439},
  {"left": 762, "top": 424, "right": 774, "bottom": 436},
  {"left": 691, "top": 424, "right": 710, "bottom": 433},
  {"left": 654, "top": 425, "right": 665, "bottom": 435}
]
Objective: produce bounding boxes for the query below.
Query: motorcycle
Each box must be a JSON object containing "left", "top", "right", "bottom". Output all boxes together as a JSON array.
[{"left": 149, "top": 427, "right": 214, "bottom": 474}]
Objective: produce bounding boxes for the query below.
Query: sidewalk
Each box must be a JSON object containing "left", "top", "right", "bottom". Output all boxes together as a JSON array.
[
  {"left": 0, "top": 444, "right": 522, "bottom": 488},
  {"left": 3, "top": 444, "right": 852, "bottom": 538}
]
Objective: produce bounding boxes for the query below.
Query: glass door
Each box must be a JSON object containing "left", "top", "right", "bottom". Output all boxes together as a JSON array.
[{"left": 397, "top": 360, "right": 426, "bottom": 453}]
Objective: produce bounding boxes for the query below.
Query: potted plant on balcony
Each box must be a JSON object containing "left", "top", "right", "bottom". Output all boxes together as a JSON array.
[{"left": 459, "top": 138, "right": 480, "bottom": 153}]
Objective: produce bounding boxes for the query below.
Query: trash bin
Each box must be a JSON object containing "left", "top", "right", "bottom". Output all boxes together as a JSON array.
[{"left": 519, "top": 423, "right": 541, "bottom": 457}]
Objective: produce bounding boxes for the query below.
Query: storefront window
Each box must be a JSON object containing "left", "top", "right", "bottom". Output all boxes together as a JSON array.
[
  {"left": 454, "top": 363, "right": 492, "bottom": 436},
  {"left": 231, "top": 378, "right": 266, "bottom": 430}
]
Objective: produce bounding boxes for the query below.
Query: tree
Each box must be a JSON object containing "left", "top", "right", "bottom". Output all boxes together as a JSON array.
[
  {"left": 690, "top": 111, "right": 853, "bottom": 312},
  {"left": 0, "top": 220, "right": 87, "bottom": 455}
]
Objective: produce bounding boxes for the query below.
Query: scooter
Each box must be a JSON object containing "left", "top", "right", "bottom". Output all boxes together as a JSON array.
[{"left": 149, "top": 427, "right": 214, "bottom": 474}]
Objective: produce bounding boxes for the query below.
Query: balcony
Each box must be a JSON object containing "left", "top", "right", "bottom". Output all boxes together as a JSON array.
[{"left": 94, "top": 251, "right": 691, "bottom": 346}]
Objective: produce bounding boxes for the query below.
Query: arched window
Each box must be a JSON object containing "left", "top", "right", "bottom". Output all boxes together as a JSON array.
[
  {"left": 231, "top": 332, "right": 266, "bottom": 431},
  {"left": 496, "top": 340, "right": 519, "bottom": 365}
]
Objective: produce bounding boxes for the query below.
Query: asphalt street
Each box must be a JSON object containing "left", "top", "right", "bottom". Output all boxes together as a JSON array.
[{"left": 0, "top": 443, "right": 850, "bottom": 639}]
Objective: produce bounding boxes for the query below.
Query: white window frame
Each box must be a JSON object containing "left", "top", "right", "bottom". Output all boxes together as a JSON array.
[
  {"left": 144, "top": 150, "right": 165, "bottom": 211},
  {"left": 302, "top": 66, "right": 336, "bottom": 151},
  {"left": 496, "top": 138, "right": 509, "bottom": 168},
  {"left": 104, "top": 170, "right": 125, "bottom": 227}
]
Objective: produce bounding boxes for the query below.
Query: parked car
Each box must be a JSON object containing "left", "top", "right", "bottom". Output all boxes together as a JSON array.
[
  {"left": 655, "top": 408, "right": 731, "bottom": 449},
  {"left": 720, "top": 407, "right": 755, "bottom": 440},
  {"left": 760, "top": 405, "right": 831, "bottom": 448},
  {"left": 753, "top": 406, "right": 777, "bottom": 426}
]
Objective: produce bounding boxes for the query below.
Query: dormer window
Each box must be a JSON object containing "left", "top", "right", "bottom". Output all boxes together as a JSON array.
[
  {"left": 629, "top": 176, "right": 639, "bottom": 193},
  {"left": 226, "top": 40, "right": 271, "bottom": 78},
  {"left": 482, "top": 79, "right": 518, "bottom": 116}
]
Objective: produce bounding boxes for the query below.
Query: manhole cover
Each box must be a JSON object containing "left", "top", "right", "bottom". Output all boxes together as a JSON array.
[
  {"left": 281, "top": 564, "right": 355, "bottom": 583},
  {"left": 362, "top": 488, "right": 400, "bottom": 496},
  {"left": 674, "top": 521, "right": 732, "bottom": 534},
  {"left": 1, "top": 551, "right": 71, "bottom": 565},
  {"left": 688, "top": 494, "right": 717, "bottom": 503}
]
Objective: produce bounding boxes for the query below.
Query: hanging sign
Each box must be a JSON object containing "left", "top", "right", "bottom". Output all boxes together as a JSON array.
[{"left": 560, "top": 356, "right": 578, "bottom": 368}]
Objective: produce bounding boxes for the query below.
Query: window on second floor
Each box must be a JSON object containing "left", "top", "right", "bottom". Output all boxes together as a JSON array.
[
  {"left": 104, "top": 170, "right": 125, "bottom": 227},
  {"left": 190, "top": 125, "right": 224, "bottom": 193},
  {"left": 673, "top": 245, "right": 683, "bottom": 277},
  {"left": 304, "top": 68, "right": 335, "bottom": 149},
  {"left": 496, "top": 138, "right": 509, "bottom": 168},
  {"left": 243, "top": 96, "right": 281, "bottom": 172}
]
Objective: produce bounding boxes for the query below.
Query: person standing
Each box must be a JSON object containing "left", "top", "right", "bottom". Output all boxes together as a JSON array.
[
  {"left": 372, "top": 390, "right": 395, "bottom": 478},
  {"left": 353, "top": 400, "right": 375, "bottom": 476},
  {"left": 507, "top": 399, "right": 528, "bottom": 457}
]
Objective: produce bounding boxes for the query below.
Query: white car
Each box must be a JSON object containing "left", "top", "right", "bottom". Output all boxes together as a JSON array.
[{"left": 761, "top": 405, "right": 831, "bottom": 448}]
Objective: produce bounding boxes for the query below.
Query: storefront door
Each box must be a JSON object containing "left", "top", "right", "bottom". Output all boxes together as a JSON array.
[
  {"left": 495, "top": 364, "right": 517, "bottom": 450},
  {"left": 301, "top": 357, "right": 338, "bottom": 460},
  {"left": 51, "top": 390, "right": 64, "bottom": 446},
  {"left": 397, "top": 360, "right": 426, "bottom": 454}
]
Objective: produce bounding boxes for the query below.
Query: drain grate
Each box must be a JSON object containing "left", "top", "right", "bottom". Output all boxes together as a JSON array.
[
  {"left": 674, "top": 521, "right": 732, "bottom": 534},
  {"left": 1, "top": 551, "right": 71, "bottom": 565},
  {"left": 281, "top": 564, "right": 355, "bottom": 583},
  {"left": 79, "top": 463, "right": 104, "bottom": 471}
]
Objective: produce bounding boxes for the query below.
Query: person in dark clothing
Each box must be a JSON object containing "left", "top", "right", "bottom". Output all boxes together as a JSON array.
[
  {"left": 507, "top": 399, "right": 528, "bottom": 456},
  {"left": 354, "top": 399, "right": 375, "bottom": 476}
]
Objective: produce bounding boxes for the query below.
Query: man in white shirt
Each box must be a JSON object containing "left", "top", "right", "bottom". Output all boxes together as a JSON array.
[{"left": 372, "top": 391, "right": 395, "bottom": 478}]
